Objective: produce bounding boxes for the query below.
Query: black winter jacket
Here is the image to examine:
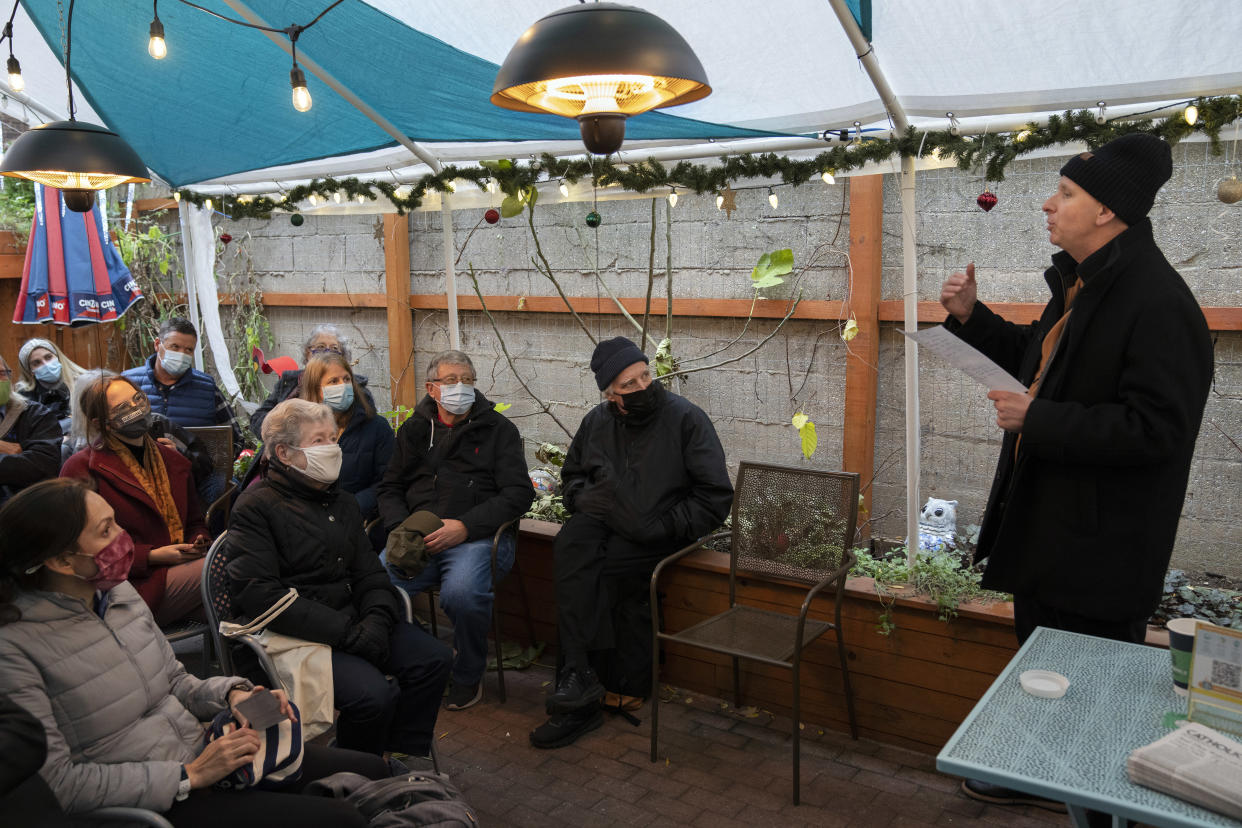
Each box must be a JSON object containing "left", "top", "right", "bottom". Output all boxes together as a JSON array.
[
  {"left": 376, "top": 391, "right": 533, "bottom": 537},
  {"left": 0, "top": 398, "right": 62, "bottom": 505},
  {"left": 562, "top": 382, "right": 733, "bottom": 548},
  {"left": 226, "top": 465, "right": 401, "bottom": 647},
  {"left": 946, "top": 219, "right": 1213, "bottom": 621}
]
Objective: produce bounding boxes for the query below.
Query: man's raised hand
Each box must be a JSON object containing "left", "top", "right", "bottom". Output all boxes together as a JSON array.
[{"left": 940, "top": 262, "right": 978, "bottom": 325}]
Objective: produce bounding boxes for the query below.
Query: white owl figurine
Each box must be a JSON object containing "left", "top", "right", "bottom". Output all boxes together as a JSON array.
[{"left": 917, "top": 498, "right": 957, "bottom": 552}]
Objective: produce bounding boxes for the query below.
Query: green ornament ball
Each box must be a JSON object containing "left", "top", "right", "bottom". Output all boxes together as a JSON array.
[
  {"left": 585, "top": 211, "right": 602, "bottom": 228},
  {"left": 290, "top": 213, "right": 305, "bottom": 226}
]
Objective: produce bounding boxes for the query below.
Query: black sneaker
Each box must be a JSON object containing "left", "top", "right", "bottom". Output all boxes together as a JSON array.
[
  {"left": 445, "top": 681, "right": 482, "bottom": 711},
  {"left": 546, "top": 667, "right": 605, "bottom": 714},
  {"left": 960, "top": 779, "right": 1068, "bottom": 813},
  {"left": 529, "top": 708, "right": 604, "bottom": 749}
]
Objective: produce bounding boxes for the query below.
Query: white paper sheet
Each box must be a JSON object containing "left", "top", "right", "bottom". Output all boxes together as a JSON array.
[{"left": 902, "top": 327, "right": 1028, "bottom": 394}]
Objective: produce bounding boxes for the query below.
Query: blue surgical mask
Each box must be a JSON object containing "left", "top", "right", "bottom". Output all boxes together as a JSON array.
[
  {"left": 322, "top": 382, "right": 354, "bottom": 412},
  {"left": 160, "top": 350, "right": 193, "bottom": 377},
  {"left": 438, "top": 382, "right": 475, "bottom": 415},
  {"left": 34, "top": 359, "right": 62, "bottom": 385}
]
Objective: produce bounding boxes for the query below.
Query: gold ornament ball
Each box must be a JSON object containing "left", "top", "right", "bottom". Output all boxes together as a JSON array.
[{"left": 1218, "top": 176, "right": 1242, "bottom": 204}]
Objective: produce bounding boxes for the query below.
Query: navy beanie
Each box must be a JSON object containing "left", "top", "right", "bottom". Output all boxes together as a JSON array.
[
  {"left": 590, "top": 336, "right": 648, "bottom": 390},
  {"left": 1059, "top": 133, "right": 1172, "bottom": 226}
]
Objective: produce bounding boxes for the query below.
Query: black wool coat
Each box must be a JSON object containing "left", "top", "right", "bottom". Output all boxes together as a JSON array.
[
  {"left": 561, "top": 382, "right": 734, "bottom": 552},
  {"left": 227, "top": 465, "right": 401, "bottom": 647},
  {"left": 376, "top": 391, "right": 533, "bottom": 537},
  {"left": 946, "top": 219, "right": 1213, "bottom": 621}
]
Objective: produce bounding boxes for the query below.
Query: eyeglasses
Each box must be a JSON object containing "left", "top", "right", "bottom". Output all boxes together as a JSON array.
[
  {"left": 0, "top": 369, "right": 12, "bottom": 379},
  {"left": 309, "top": 345, "right": 343, "bottom": 356},
  {"left": 429, "top": 375, "right": 475, "bottom": 386}
]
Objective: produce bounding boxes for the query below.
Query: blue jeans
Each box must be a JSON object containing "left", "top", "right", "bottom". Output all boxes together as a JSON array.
[{"left": 387, "top": 535, "right": 515, "bottom": 686}]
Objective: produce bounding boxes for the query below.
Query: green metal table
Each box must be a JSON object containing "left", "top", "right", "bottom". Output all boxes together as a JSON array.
[{"left": 937, "top": 626, "right": 1240, "bottom": 828}]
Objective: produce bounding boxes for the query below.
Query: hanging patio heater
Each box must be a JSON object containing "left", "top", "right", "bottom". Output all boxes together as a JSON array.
[{"left": 491, "top": 2, "right": 711, "bottom": 154}]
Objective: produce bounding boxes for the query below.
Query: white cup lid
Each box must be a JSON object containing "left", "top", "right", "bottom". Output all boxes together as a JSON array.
[{"left": 1020, "top": 669, "right": 1070, "bottom": 699}]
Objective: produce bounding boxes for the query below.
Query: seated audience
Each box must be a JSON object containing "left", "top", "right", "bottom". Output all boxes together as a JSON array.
[
  {"left": 14, "top": 338, "right": 86, "bottom": 433},
  {"left": 60, "top": 372, "right": 208, "bottom": 625},
  {"left": 228, "top": 399, "right": 451, "bottom": 758},
  {"left": 532, "top": 337, "right": 733, "bottom": 749},
  {"left": 299, "top": 352, "right": 394, "bottom": 531},
  {"left": 0, "top": 356, "right": 62, "bottom": 507},
  {"left": 250, "top": 324, "right": 373, "bottom": 434},
  {"left": 123, "top": 317, "right": 243, "bottom": 451},
  {"left": 379, "top": 349, "right": 533, "bottom": 711},
  {"left": 0, "top": 478, "right": 389, "bottom": 827}
]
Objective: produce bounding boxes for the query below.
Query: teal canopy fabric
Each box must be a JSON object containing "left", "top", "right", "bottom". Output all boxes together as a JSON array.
[{"left": 23, "top": 0, "right": 775, "bottom": 187}]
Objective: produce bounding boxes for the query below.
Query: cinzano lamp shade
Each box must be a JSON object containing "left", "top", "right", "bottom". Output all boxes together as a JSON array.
[
  {"left": 0, "top": 120, "right": 150, "bottom": 191},
  {"left": 492, "top": 2, "right": 710, "bottom": 153}
]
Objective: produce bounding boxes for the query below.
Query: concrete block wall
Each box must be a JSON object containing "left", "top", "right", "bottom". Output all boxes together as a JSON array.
[{"left": 217, "top": 140, "right": 1241, "bottom": 575}]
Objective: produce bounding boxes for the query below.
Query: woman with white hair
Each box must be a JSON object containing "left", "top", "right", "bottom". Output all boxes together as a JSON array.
[
  {"left": 15, "top": 338, "right": 87, "bottom": 432},
  {"left": 248, "top": 324, "right": 373, "bottom": 434},
  {"left": 227, "top": 399, "right": 450, "bottom": 758}
]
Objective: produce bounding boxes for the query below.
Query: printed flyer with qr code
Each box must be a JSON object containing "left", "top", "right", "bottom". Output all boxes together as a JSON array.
[{"left": 1188, "top": 623, "right": 1242, "bottom": 739}]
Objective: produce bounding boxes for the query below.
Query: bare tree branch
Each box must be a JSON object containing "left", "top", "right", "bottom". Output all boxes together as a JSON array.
[
  {"left": 468, "top": 265, "right": 574, "bottom": 439},
  {"left": 641, "top": 198, "right": 656, "bottom": 345},
  {"left": 526, "top": 202, "right": 597, "bottom": 344}
]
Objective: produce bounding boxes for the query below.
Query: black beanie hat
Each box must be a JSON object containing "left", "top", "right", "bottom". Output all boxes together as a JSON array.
[
  {"left": 590, "top": 336, "right": 648, "bottom": 390},
  {"left": 1058, "top": 133, "right": 1172, "bottom": 226}
]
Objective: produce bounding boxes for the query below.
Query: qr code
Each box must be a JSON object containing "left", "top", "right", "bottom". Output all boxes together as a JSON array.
[{"left": 1209, "top": 659, "right": 1242, "bottom": 690}]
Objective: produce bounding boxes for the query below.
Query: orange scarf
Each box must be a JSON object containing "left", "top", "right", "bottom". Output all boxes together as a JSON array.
[
  {"left": 107, "top": 435, "right": 184, "bottom": 544},
  {"left": 1028, "top": 276, "right": 1084, "bottom": 398}
]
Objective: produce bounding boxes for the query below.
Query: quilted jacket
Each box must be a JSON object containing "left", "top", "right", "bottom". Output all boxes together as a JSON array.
[{"left": 0, "top": 582, "right": 239, "bottom": 813}]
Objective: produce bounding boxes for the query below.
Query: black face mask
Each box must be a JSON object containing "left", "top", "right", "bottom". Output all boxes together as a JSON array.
[
  {"left": 616, "top": 383, "right": 660, "bottom": 418},
  {"left": 109, "top": 401, "right": 152, "bottom": 440}
]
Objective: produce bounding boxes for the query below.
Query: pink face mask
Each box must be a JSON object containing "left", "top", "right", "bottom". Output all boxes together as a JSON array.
[{"left": 74, "top": 530, "right": 135, "bottom": 591}]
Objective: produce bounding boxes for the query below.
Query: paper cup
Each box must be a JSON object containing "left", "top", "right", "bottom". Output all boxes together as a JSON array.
[{"left": 1166, "top": 618, "right": 1201, "bottom": 696}]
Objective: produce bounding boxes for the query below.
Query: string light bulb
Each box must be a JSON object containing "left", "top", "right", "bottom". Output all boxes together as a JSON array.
[
  {"left": 204, "top": 198, "right": 212, "bottom": 210},
  {"left": 356, "top": 194, "right": 366, "bottom": 204},
  {"left": 1016, "top": 129, "right": 1031, "bottom": 142},
  {"left": 148, "top": 14, "right": 167, "bottom": 60},
  {"left": 172, "top": 191, "right": 181, "bottom": 202},
  {"left": 6, "top": 55, "right": 23, "bottom": 92},
  {"left": 768, "top": 188, "right": 778, "bottom": 209},
  {"left": 395, "top": 185, "right": 412, "bottom": 199},
  {"left": 559, "top": 182, "right": 569, "bottom": 198},
  {"left": 821, "top": 170, "right": 835, "bottom": 185},
  {"left": 308, "top": 193, "right": 321, "bottom": 206},
  {"left": 852, "top": 121, "right": 862, "bottom": 145},
  {"left": 333, "top": 191, "right": 342, "bottom": 204},
  {"left": 1184, "top": 104, "right": 1198, "bottom": 126},
  {"left": 715, "top": 193, "right": 724, "bottom": 210},
  {"left": 290, "top": 65, "right": 312, "bottom": 112},
  {"left": 667, "top": 188, "right": 678, "bottom": 208}
]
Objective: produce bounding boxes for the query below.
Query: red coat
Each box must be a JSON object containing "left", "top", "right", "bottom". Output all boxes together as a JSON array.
[{"left": 60, "top": 444, "right": 209, "bottom": 616}]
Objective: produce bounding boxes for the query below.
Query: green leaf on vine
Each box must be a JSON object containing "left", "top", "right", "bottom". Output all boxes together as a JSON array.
[
  {"left": 751, "top": 248, "right": 793, "bottom": 292},
  {"left": 654, "top": 338, "right": 676, "bottom": 377},
  {"left": 792, "top": 411, "right": 817, "bottom": 458},
  {"left": 494, "top": 402, "right": 512, "bottom": 413},
  {"left": 500, "top": 194, "right": 524, "bottom": 218}
]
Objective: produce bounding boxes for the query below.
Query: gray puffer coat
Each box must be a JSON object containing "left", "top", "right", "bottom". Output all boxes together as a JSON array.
[{"left": 0, "top": 582, "right": 240, "bottom": 813}]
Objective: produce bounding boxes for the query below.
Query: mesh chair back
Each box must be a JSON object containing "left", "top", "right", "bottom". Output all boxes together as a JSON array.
[
  {"left": 201, "top": 530, "right": 234, "bottom": 673},
  {"left": 731, "top": 462, "right": 860, "bottom": 583},
  {"left": 185, "top": 425, "right": 234, "bottom": 492}
]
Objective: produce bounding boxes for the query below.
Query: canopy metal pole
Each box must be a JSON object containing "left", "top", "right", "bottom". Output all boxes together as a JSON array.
[
  {"left": 220, "top": 0, "right": 462, "bottom": 361},
  {"left": 826, "top": 0, "right": 921, "bottom": 565},
  {"left": 440, "top": 195, "right": 460, "bottom": 350}
]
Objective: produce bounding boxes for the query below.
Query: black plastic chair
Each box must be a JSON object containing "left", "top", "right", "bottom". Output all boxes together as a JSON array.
[
  {"left": 184, "top": 425, "right": 235, "bottom": 535},
  {"left": 85, "top": 806, "right": 175, "bottom": 827},
  {"left": 649, "top": 461, "right": 861, "bottom": 805}
]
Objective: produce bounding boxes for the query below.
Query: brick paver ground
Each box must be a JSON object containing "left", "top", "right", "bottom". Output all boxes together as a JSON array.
[{"left": 431, "top": 663, "right": 1070, "bottom": 827}]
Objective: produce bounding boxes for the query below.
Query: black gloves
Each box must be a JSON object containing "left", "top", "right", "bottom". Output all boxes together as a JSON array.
[{"left": 341, "top": 611, "right": 393, "bottom": 667}]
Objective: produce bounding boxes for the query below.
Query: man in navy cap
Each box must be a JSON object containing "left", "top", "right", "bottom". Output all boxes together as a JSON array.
[
  {"left": 941, "top": 133, "right": 1213, "bottom": 812},
  {"left": 531, "top": 337, "right": 733, "bottom": 749}
]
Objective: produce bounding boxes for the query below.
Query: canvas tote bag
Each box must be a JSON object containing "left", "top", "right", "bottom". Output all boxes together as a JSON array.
[{"left": 219, "top": 587, "right": 335, "bottom": 739}]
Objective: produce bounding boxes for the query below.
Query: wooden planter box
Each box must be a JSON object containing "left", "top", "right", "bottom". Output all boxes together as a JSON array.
[{"left": 502, "top": 519, "right": 1018, "bottom": 755}]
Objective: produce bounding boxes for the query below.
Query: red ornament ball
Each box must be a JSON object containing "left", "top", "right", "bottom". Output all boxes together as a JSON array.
[
  {"left": 219, "top": 233, "right": 233, "bottom": 245},
  {"left": 976, "top": 190, "right": 998, "bottom": 212},
  {"left": 484, "top": 208, "right": 500, "bottom": 224}
]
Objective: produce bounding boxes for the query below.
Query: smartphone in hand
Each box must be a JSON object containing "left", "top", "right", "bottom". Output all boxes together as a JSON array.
[{"left": 234, "top": 689, "right": 286, "bottom": 731}]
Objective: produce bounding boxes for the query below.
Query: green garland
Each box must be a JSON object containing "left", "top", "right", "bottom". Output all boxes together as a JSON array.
[{"left": 177, "top": 95, "right": 1242, "bottom": 220}]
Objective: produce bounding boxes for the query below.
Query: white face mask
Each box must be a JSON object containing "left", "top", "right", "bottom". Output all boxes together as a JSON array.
[
  {"left": 297, "top": 443, "right": 343, "bottom": 484},
  {"left": 160, "top": 349, "right": 193, "bottom": 377},
  {"left": 438, "top": 382, "right": 475, "bottom": 415}
]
